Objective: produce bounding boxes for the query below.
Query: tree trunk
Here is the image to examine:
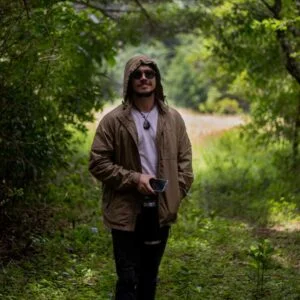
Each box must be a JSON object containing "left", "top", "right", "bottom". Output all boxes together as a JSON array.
[{"left": 292, "top": 97, "right": 300, "bottom": 167}]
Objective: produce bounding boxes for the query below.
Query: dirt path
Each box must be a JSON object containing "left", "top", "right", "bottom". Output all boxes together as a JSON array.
[{"left": 176, "top": 107, "right": 244, "bottom": 143}]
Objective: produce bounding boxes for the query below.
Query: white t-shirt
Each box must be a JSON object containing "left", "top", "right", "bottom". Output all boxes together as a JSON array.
[{"left": 131, "top": 105, "right": 158, "bottom": 176}]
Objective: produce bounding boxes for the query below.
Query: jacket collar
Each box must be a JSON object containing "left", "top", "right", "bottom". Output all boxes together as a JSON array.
[
  {"left": 117, "top": 103, "right": 139, "bottom": 146},
  {"left": 117, "top": 102, "right": 168, "bottom": 145}
]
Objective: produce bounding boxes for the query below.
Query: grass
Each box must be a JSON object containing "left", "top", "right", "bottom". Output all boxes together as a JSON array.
[
  {"left": 194, "top": 130, "right": 300, "bottom": 226},
  {"left": 0, "top": 124, "right": 300, "bottom": 299},
  {"left": 158, "top": 198, "right": 300, "bottom": 299}
]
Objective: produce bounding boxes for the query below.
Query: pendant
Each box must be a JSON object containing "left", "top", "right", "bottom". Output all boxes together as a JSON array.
[{"left": 143, "top": 120, "right": 151, "bottom": 130}]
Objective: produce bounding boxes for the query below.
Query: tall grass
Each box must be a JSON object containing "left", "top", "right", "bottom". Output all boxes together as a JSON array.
[{"left": 192, "top": 129, "right": 300, "bottom": 226}]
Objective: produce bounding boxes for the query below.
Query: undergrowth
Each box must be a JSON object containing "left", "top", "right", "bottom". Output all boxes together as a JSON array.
[
  {"left": 195, "top": 130, "right": 300, "bottom": 226},
  {"left": 0, "top": 130, "right": 299, "bottom": 299}
]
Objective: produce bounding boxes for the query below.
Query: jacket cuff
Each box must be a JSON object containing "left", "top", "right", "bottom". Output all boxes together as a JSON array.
[{"left": 132, "top": 172, "right": 141, "bottom": 186}]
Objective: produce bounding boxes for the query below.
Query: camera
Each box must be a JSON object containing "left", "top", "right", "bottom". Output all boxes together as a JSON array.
[{"left": 149, "top": 178, "right": 168, "bottom": 193}]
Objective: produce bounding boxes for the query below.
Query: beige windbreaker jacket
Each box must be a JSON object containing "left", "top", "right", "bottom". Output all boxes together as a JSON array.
[{"left": 89, "top": 55, "right": 193, "bottom": 231}]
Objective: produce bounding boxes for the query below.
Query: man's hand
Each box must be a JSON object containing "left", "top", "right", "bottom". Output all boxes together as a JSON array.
[{"left": 137, "top": 174, "right": 155, "bottom": 195}]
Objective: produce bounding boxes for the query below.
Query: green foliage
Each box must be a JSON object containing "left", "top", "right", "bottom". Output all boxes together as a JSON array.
[
  {"left": 215, "top": 98, "right": 242, "bottom": 114},
  {"left": 0, "top": 223, "right": 115, "bottom": 300},
  {"left": 194, "top": 129, "right": 300, "bottom": 225},
  {"left": 47, "top": 152, "right": 100, "bottom": 229},
  {"left": 199, "top": 98, "right": 242, "bottom": 114},
  {"left": 0, "top": 0, "right": 122, "bottom": 255},
  {"left": 1, "top": 193, "right": 299, "bottom": 299},
  {"left": 1, "top": 0, "right": 300, "bottom": 297},
  {"left": 198, "top": 0, "right": 300, "bottom": 161},
  {"left": 267, "top": 197, "right": 298, "bottom": 224},
  {"left": 126, "top": 0, "right": 300, "bottom": 160},
  {"left": 0, "top": 129, "right": 300, "bottom": 299},
  {"left": 0, "top": 1, "right": 116, "bottom": 193},
  {"left": 0, "top": 127, "right": 100, "bottom": 260},
  {"left": 248, "top": 239, "right": 275, "bottom": 297},
  {"left": 164, "top": 35, "right": 208, "bottom": 109}
]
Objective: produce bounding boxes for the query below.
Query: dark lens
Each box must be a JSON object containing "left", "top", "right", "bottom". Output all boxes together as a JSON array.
[
  {"left": 132, "top": 70, "right": 155, "bottom": 80},
  {"left": 132, "top": 70, "right": 142, "bottom": 79},
  {"left": 144, "top": 70, "right": 155, "bottom": 79}
]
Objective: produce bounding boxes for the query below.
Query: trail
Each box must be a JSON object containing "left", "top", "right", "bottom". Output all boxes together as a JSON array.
[{"left": 176, "top": 107, "right": 244, "bottom": 143}]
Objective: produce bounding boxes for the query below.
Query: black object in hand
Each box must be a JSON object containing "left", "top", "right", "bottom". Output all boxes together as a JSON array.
[{"left": 149, "top": 178, "right": 168, "bottom": 192}]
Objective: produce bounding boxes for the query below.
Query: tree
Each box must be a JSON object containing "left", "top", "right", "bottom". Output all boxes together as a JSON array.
[
  {"left": 164, "top": 34, "right": 208, "bottom": 109},
  {"left": 140, "top": 0, "right": 300, "bottom": 163},
  {"left": 0, "top": 0, "right": 118, "bottom": 196},
  {"left": 0, "top": 0, "right": 129, "bottom": 255},
  {"left": 199, "top": 0, "right": 300, "bottom": 164}
]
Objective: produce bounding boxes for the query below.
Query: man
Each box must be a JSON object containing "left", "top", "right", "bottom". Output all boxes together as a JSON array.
[{"left": 89, "top": 54, "right": 193, "bottom": 299}]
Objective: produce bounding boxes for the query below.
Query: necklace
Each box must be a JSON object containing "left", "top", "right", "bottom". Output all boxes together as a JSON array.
[
  {"left": 134, "top": 105, "right": 151, "bottom": 130},
  {"left": 140, "top": 111, "right": 151, "bottom": 130}
]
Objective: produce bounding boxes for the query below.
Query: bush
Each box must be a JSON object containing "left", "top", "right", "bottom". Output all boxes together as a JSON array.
[
  {"left": 215, "top": 99, "right": 242, "bottom": 114},
  {"left": 0, "top": 1, "right": 116, "bottom": 258},
  {"left": 193, "top": 130, "right": 300, "bottom": 225},
  {"left": 199, "top": 98, "right": 242, "bottom": 115}
]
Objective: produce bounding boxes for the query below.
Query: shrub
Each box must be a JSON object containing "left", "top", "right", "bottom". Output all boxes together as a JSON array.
[{"left": 194, "top": 130, "right": 300, "bottom": 225}]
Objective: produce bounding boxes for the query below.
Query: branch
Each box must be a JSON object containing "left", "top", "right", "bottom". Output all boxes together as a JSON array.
[
  {"left": 260, "top": 1, "right": 300, "bottom": 84},
  {"left": 72, "top": 1, "right": 117, "bottom": 20},
  {"left": 133, "top": 0, "right": 155, "bottom": 24},
  {"left": 288, "top": 25, "right": 300, "bottom": 38},
  {"left": 260, "top": 0, "right": 281, "bottom": 17},
  {"left": 273, "top": 0, "right": 300, "bottom": 84},
  {"left": 0, "top": 13, "right": 24, "bottom": 57},
  {"left": 277, "top": 30, "right": 300, "bottom": 84},
  {"left": 273, "top": 0, "right": 282, "bottom": 16},
  {"left": 296, "top": 0, "right": 300, "bottom": 15},
  {"left": 21, "top": 0, "right": 30, "bottom": 18},
  {"left": 72, "top": 1, "right": 138, "bottom": 20},
  {"left": 261, "top": 0, "right": 274, "bottom": 14}
]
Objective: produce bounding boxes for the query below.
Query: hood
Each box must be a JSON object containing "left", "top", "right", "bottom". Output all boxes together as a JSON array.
[{"left": 122, "top": 54, "right": 166, "bottom": 111}]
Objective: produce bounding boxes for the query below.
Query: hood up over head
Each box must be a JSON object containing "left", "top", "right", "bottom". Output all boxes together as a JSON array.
[{"left": 122, "top": 54, "right": 166, "bottom": 112}]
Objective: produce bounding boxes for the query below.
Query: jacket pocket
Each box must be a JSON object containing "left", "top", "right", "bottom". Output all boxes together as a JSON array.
[{"left": 103, "top": 186, "right": 114, "bottom": 211}]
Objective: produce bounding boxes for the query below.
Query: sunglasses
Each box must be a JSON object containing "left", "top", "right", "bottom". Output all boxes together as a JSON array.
[{"left": 131, "top": 69, "right": 156, "bottom": 80}]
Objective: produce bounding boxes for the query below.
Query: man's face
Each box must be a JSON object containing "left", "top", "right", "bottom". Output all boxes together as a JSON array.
[{"left": 131, "top": 65, "right": 156, "bottom": 97}]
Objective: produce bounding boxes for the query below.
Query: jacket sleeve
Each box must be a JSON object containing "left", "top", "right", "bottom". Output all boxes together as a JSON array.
[
  {"left": 89, "top": 116, "right": 141, "bottom": 191},
  {"left": 177, "top": 115, "right": 194, "bottom": 199}
]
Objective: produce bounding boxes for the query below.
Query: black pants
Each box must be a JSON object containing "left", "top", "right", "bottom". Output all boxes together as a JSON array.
[{"left": 111, "top": 225, "right": 170, "bottom": 300}]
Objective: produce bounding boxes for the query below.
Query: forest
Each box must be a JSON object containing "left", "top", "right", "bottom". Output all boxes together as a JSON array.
[{"left": 0, "top": 0, "right": 300, "bottom": 299}]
